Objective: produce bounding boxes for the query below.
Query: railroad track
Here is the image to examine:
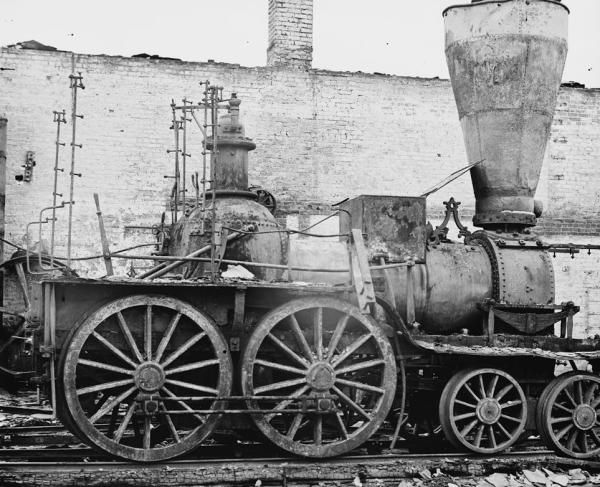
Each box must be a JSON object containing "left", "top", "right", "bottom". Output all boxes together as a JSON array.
[{"left": 1, "top": 449, "right": 599, "bottom": 487}]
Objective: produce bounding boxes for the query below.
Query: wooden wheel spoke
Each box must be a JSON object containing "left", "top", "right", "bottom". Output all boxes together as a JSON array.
[
  {"left": 580, "top": 432, "right": 589, "bottom": 454},
  {"left": 78, "top": 358, "right": 134, "bottom": 376},
  {"left": 90, "top": 387, "right": 137, "bottom": 424},
  {"left": 92, "top": 331, "right": 138, "bottom": 368},
  {"left": 314, "top": 414, "right": 323, "bottom": 445},
  {"left": 254, "top": 358, "right": 307, "bottom": 375},
  {"left": 335, "top": 377, "right": 385, "bottom": 394},
  {"left": 566, "top": 429, "right": 578, "bottom": 451},
  {"left": 164, "top": 379, "right": 218, "bottom": 395},
  {"left": 488, "top": 426, "right": 497, "bottom": 449},
  {"left": 254, "top": 377, "right": 306, "bottom": 395},
  {"left": 116, "top": 311, "right": 144, "bottom": 363},
  {"left": 464, "top": 383, "right": 481, "bottom": 402},
  {"left": 161, "top": 332, "right": 206, "bottom": 368},
  {"left": 162, "top": 386, "right": 205, "bottom": 423},
  {"left": 267, "top": 333, "right": 310, "bottom": 368},
  {"left": 77, "top": 377, "right": 135, "bottom": 396},
  {"left": 332, "top": 385, "right": 371, "bottom": 421},
  {"left": 286, "top": 413, "right": 304, "bottom": 439},
  {"left": 553, "top": 402, "right": 574, "bottom": 414},
  {"left": 335, "top": 413, "right": 349, "bottom": 439},
  {"left": 165, "top": 359, "right": 219, "bottom": 375},
  {"left": 265, "top": 385, "right": 310, "bottom": 423},
  {"left": 500, "top": 399, "right": 523, "bottom": 409},
  {"left": 590, "top": 428, "right": 600, "bottom": 446},
  {"left": 314, "top": 307, "right": 323, "bottom": 360},
  {"left": 154, "top": 312, "right": 182, "bottom": 363},
  {"left": 454, "top": 412, "right": 476, "bottom": 421},
  {"left": 555, "top": 423, "right": 574, "bottom": 441},
  {"left": 494, "top": 384, "right": 513, "bottom": 402},
  {"left": 551, "top": 416, "right": 573, "bottom": 425},
  {"left": 335, "top": 358, "right": 385, "bottom": 375},
  {"left": 497, "top": 421, "right": 512, "bottom": 439},
  {"left": 160, "top": 403, "right": 181, "bottom": 443},
  {"left": 478, "top": 375, "right": 486, "bottom": 398},
  {"left": 289, "top": 314, "right": 313, "bottom": 360},
  {"left": 576, "top": 381, "right": 584, "bottom": 405},
  {"left": 145, "top": 305, "right": 153, "bottom": 361},
  {"left": 326, "top": 315, "right": 350, "bottom": 360},
  {"left": 460, "top": 418, "right": 478, "bottom": 437},
  {"left": 487, "top": 375, "right": 499, "bottom": 398},
  {"left": 474, "top": 424, "right": 484, "bottom": 448},
  {"left": 562, "top": 388, "right": 578, "bottom": 408},
  {"left": 330, "top": 334, "right": 372, "bottom": 368},
  {"left": 143, "top": 415, "right": 152, "bottom": 449},
  {"left": 113, "top": 402, "right": 136, "bottom": 443},
  {"left": 455, "top": 399, "right": 477, "bottom": 409},
  {"left": 500, "top": 413, "right": 521, "bottom": 423}
]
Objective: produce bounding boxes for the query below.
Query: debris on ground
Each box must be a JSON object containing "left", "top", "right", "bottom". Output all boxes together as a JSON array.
[{"left": 391, "top": 467, "right": 600, "bottom": 487}]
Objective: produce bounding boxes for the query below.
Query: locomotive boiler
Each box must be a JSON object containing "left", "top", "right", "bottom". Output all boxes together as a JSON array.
[{"left": 2, "top": 0, "right": 600, "bottom": 464}]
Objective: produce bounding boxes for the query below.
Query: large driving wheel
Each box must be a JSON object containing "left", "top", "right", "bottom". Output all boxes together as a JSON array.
[
  {"left": 439, "top": 368, "right": 527, "bottom": 454},
  {"left": 538, "top": 372, "right": 600, "bottom": 458},
  {"left": 241, "top": 296, "right": 396, "bottom": 457},
  {"left": 61, "top": 294, "right": 232, "bottom": 462}
]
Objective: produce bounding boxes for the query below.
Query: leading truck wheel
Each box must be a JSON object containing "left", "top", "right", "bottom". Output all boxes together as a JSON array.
[
  {"left": 538, "top": 372, "right": 600, "bottom": 459},
  {"left": 60, "top": 295, "right": 232, "bottom": 462},
  {"left": 439, "top": 368, "right": 527, "bottom": 454},
  {"left": 241, "top": 296, "right": 396, "bottom": 457}
]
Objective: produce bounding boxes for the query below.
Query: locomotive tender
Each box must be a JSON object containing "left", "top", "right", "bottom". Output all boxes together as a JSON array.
[{"left": 3, "top": 0, "right": 600, "bottom": 462}]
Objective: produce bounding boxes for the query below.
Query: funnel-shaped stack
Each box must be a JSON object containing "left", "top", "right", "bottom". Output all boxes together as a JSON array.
[{"left": 444, "top": 0, "right": 569, "bottom": 229}]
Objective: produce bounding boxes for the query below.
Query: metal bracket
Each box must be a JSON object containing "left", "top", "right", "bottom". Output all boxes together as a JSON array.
[
  {"left": 429, "top": 197, "right": 471, "bottom": 245},
  {"left": 479, "top": 299, "right": 579, "bottom": 338}
]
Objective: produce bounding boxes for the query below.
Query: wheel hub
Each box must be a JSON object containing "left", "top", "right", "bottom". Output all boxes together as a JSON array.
[
  {"left": 307, "top": 362, "right": 335, "bottom": 391},
  {"left": 476, "top": 398, "right": 501, "bottom": 425},
  {"left": 573, "top": 404, "right": 596, "bottom": 430},
  {"left": 134, "top": 362, "right": 165, "bottom": 393}
]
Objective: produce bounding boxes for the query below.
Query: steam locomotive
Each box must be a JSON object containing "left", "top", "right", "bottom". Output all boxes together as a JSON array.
[{"left": 3, "top": 0, "right": 600, "bottom": 462}]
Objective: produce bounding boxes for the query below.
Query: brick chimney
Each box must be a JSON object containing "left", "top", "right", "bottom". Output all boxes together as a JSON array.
[{"left": 267, "top": 0, "right": 313, "bottom": 69}]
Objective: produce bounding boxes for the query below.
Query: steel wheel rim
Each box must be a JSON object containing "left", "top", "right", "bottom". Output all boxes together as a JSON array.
[
  {"left": 440, "top": 368, "right": 527, "bottom": 454},
  {"left": 540, "top": 372, "right": 600, "bottom": 459},
  {"left": 62, "top": 294, "right": 232, "bottom": 462},
  {"left": 241, "top": 296, "right": 396, "bottom": 457}
]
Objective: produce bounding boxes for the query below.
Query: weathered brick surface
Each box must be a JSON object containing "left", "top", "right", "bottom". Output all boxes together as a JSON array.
[
  {"left": 267, "top": 0, "right": 313, "bottom": 69},
  {"left": 0, "top": 48, "right": 599, "bottom": 334}
]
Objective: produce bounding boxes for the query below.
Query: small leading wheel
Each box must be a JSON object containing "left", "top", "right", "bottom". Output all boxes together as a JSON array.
[
  {"left": 241, "top": 296, "right": 396, "bottom": 457},
  {"left": 439, "top": 368, "right": 527, "bottom": 454},
  {"left": 61, "top": 295, "right": 232, "bottom": 462},
  {"left": 538, "top": 372, "right": 600, "bottom": 459}
]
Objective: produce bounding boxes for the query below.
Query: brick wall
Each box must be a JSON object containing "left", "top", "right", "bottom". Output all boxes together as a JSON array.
[{"left": 0, "top": 47, "right": 599, "bottom": 334}]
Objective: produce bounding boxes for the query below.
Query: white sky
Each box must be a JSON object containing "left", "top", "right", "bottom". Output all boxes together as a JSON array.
[{"left": 0, "top": 0, "right": 598, "bottom": 87}]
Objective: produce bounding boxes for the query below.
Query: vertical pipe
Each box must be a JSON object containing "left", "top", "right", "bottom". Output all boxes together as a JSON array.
[
  {"left": 210, "top": 87, "right": 219, "bottom": 279},
  {"left": 0, "top": 118, "right": 6, "bottom": 317},
  {"left": 50, "top": 111, "right": 65, "bottom": 266},
  {"left": 181, "top": 100, "right": 189, "bottom": 214},
  {"left": 0, "top": 118, "right": 6, "bottom": 263},
  {"left": 171, "top": 103, "right": 180, "bottom": 224},
  {"left": 201, "top": 82, "right": 209, "bottom": 234},
  {"left": 67, "top": 74, "right": 84, "bottom": 270}
]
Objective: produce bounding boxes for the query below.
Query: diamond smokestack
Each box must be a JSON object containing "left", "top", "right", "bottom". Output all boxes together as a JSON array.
[{"left": 443, "top": 0, "right": 569, "bottom": 229}]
